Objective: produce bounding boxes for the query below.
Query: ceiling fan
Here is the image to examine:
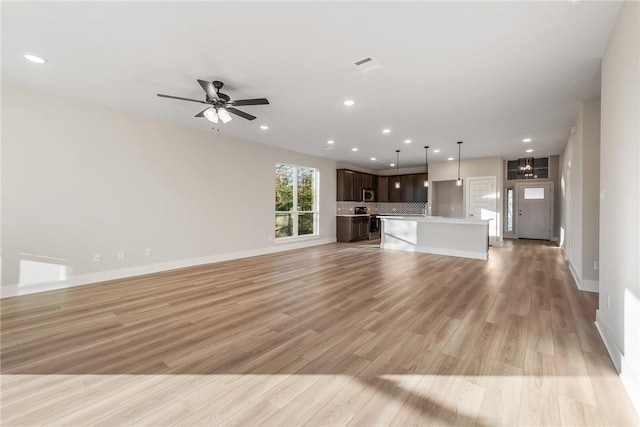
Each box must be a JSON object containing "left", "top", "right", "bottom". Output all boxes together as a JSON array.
[{"left": 157, "top": 80, "right": 269, "bottom": 124}]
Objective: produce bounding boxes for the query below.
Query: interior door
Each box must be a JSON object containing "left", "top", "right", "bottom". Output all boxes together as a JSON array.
[
  {"left": 517, "top": 183, "right": 551, "bottom": 240},
  {"left": 466, "top": 176, "right": 498, "bottom": 244}
]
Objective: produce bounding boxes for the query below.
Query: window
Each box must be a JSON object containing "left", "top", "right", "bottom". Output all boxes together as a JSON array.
[
  {"left": 524, "top": 187, "right": 545, "bottom": 199},
  {"left": 505, "top": 187, "right": 514, "bottom": 233},
  {"left": 275, "top": 163, "right": 319, "bottom": 239},
  {"left": 506, "top": 157, "right": 549, "bottom": 180}
]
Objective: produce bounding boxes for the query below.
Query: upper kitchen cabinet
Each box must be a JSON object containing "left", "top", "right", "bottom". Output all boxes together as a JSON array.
[
  {"left": 414, "top": 173, "right": 428, "bottom": 202},
  {"left": 338, "top": 169, "right": 427, "bottom": 202},
  {"left": 337, "top": 169, "right": 377, "bottom": 201},
  {"left": 378, "top": 176, "right": 389, "bottom": 202},
  {"left": 401, "top": 175, "right": 415, "bottom": 202},
  {"left": 388, "top": 176, "right": 402, "bottom": 202},
  {"left": 361, "top": 174, "right": 374, "bottom": 192},
  {"left": 337, "top": 169, "right": 355, "bottom": 201}
]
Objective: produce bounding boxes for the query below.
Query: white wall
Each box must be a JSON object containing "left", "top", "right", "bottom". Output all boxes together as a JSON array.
[
  {"left": 596, "top": 0, "right": 640, "bottom": 413},
  {"left": 429, "top": 156, "right": 504, "bottom": 242},
  {"left": 1, "top": 85, "right": 337, "bottom": 295},
  {"left": 432, "top": 180, "right": 463, "bottom": 218},
  {"left": 582, "top": 101, "right": 601, "bottom": 283},
  {"left": 560, "top": 99, "right": 600, "bottom": 292}
]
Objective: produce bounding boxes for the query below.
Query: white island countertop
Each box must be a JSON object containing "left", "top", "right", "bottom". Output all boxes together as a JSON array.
[
  {"left": 380, "top": 216, "right": 490, "bottom": 260},
  {"left": 379, "top": 216, "right": 490, "bottom": 225}
]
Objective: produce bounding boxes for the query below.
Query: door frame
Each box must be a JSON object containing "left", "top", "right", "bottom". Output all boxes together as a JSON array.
[
  {"left": 514, "top": 181, "right": 554, "bottom": 240},
  {"left": 464, "top": 176, "right": 500, "bottom": 246}
]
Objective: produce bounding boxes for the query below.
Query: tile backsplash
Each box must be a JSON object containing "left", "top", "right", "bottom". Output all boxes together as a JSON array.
[{"left": 337, "top": 202, "right": 426, "bottom": 215}]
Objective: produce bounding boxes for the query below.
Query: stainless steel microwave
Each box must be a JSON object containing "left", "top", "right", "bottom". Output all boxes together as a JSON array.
[{"left": 362, "top": 189, "right": 375, "bottom": 202}]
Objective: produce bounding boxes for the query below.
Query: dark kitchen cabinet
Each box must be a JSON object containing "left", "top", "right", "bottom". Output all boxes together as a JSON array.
[
  {"left": 337, "top": 169, "right": 377, "bottom": 201},
  {"left": 388, "top": 176, "right": 402, "bottom": 202},
  {"left": 353, "top": 173, "right": 363, "bottom": 200},
  {"left": 378, "top": 176, "right": 389, "bottom": 202},
  {"left": 336, "top": 216, "right": 370, "bottom": 242},
  {"left": 402, "top": 175, "right": 415, "bottom": 202},
  {"left": 338, "top": 170, "right": 428, "bottom": 203},
  {"left": 361, "top": 174, "right": 374, "bottom": 192},
  {"left": 414, "top": 173, "right": 428, "bottom": 202},
  {"left": 337, "top": 169, "right": 355, "bottom": 201}
]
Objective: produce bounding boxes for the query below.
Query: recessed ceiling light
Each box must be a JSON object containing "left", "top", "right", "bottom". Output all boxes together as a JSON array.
[
  {"left": 433, "top": 149, "right": 441, "bottom": 153},
  {"left": 370, "top": 157, "right": 376, "bottom": 161},
  {"left": 447, "top": 157, "right": 454, "bottom": 161},
  {"left": 260, "top": 125, "right": 269, "bottom": 130},
  {"left": 24, "top": 54, "right": 47, "bottom": 64},
  {"left": 382, "top": 129, "right": 391, "bottom": 134},
  {"left": 327, "top": 140, "right": 335, "bottom": 144},
  {"left": 404, "top": 139, "right": 412, "bottom": 144},
  {"left": 523, "top": 138, "right": 532, "bottom": 143},
  {"left": 390, "top": 163, "right": 395, "bottom": 167},
  {"left": 526, "top": 149, "right": 534, "bottom": 153},
  {"left": 344, "top": 100, "right": 355, "bottom": 106},
  {"left": 352, "top": 148, "right": 358, "bottom": 152}
]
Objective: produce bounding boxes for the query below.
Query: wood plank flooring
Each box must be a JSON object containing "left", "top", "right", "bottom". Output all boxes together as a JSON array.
[{"left": 1, "top": 239, "right": 638, "bottom": 426}]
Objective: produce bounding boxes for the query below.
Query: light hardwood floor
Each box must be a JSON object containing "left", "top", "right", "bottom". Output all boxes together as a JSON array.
[{"left": 1, "top": 239, "right": 638, "bottom": 426}]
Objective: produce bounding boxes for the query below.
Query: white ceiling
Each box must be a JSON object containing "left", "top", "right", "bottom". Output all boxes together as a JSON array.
[{"left": 1, "top": 1, "right": 621, "bottom": 170}]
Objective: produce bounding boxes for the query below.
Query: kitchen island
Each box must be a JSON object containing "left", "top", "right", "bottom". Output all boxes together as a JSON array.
[{"left": 380, "top": 216, "right": 490, "bottom": 260}]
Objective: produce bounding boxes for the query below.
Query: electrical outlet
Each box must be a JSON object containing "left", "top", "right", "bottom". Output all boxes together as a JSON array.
[
  {"left": 594, "top": 261, "right": 599, "bottom": 271},
  {"left": 145, "top": 248, "right": 152, "bottom": 256},
  {"left": 93, "top": 253, "right": 101, "bottom": 263},
  {"left": 117, "top": 250, "right": 125, "bottom": 260},
  {"left": 607, "top": 294, "right": 611, "bottom": 308}
]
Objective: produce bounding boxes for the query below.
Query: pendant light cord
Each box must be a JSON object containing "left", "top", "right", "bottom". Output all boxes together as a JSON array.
[
  {"left": 425, "top": 146, "right": 429, "bottom": 176},
  {"left": 457, "top": 141, "right": 462, "bottom": 180},
  {"left": 456, "top": 141, "right": 463, "bottom": 186}
]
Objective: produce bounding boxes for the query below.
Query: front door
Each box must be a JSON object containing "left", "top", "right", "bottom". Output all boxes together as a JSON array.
[{"left": 517, "top": 183, "right": 552, "bottom": 240}]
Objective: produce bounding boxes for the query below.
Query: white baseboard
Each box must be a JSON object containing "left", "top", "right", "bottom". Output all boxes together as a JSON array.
[
  {"left": 595, "top": 311, "right": 640, "bottom": 415},
  {"left": 566, "top": 258, "right": 599, "bottom": 292},
  {"left": 580, "top": 279, "right": 599, "bottom": 292},
  {"left": 1, "top": 237, "right": 337, "bottom": 298}
]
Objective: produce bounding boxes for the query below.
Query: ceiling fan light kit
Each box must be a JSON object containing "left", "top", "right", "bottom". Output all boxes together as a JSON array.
[
  {"left": 203, "top": 108, "right": 218, "bottom": 123},
  {"left": 157, "top": 79, "right": 269, "bottom": 125}
]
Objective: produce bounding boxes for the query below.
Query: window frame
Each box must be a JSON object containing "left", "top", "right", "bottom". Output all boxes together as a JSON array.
[{"left": 275, "top": 163, "right": 320, "bottom": 241}]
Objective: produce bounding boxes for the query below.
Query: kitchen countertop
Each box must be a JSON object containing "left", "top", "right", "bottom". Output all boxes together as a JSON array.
[
  {"left": 336, "top": 213, "right": 427, "bottom": 217},
  {"left": 379, "top": 216, "right": 490, "bottom": 225}
]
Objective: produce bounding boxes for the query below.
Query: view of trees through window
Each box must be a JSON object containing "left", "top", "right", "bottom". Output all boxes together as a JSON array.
[{"left": 275, "top": 164, "right": 317, "bottom": 238}]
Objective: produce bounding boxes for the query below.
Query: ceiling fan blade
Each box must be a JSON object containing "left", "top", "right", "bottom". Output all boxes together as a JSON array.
[
  {"left": 226, "top": 107, "right": 256, "bottom": 121},
  {"left": 230, "top": 98, "right": 269, "bottom": 106},
  {"left": 195, "top": 108, "right": 211, "bottom": 117},
  {"left": 158, "top": 94, "right": 208, "bottom": 104},
  {"left": 197, "top": 79, "right": 218, "bottom": 99}
]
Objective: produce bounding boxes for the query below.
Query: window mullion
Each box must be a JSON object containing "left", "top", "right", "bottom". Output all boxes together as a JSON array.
[{"left": 292, "top": 166, "right": 299, "bottom": 236}]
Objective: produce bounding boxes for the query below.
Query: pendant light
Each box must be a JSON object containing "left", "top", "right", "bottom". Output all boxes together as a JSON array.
[
  {"left": 394, "top": 150, "right": 401, "bottom": 189},
  {"left": 456, "top": 141, "right": 463, "bottom": 186},
  {"left": 423, "top": 146, "right": 430, "bottom": 187}
]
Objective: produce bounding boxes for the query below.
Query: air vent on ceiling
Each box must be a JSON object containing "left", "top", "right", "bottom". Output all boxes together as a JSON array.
[{"left": 353, "top": 56, "right": 382, "bottom": 74}]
